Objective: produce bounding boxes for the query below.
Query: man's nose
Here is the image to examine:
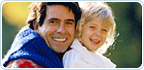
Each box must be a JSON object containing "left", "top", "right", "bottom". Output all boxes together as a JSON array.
[{"left": 57, "top": 24, "right": 66, "bottom": 34}]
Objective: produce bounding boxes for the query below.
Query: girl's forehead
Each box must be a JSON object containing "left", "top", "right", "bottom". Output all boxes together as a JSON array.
[
  {"left": 87, "top": 20, "right": 107, "bottom": 26},
  {"left": 85, "top": 19, "right": 110, "bottom": 29}
]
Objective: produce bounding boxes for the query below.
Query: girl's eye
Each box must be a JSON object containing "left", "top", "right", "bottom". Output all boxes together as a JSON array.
[
  {"left": 89, "top": 26, "right": 95, "bottom": 28},
  {"left": 102, "top": 29, "right": 108, "bottom": 32}
]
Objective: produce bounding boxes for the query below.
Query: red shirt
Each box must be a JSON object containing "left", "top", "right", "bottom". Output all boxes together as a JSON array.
[{"left": 6, "top": 58, "right": 43, "bottom": 68}]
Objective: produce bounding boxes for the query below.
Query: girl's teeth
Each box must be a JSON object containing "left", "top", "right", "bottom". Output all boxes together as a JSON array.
[
  {"left": 94, "top": 41, "right": 98, "bottom": 43},
  {"left": 91, "top": 39, "right": 100, "bottom": 44},
  {"left": 53, "top": 38, "right": 66, "bottom": 42}
]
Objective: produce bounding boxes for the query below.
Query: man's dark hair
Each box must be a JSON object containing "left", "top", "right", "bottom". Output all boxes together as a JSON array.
[{"left": 27, "top": 2, "right": 81, "bottom": 29}]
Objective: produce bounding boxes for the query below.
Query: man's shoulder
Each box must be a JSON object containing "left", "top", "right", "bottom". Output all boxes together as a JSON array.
[{"left": 6, "top": 58, "right": 43, "bottom": 68}]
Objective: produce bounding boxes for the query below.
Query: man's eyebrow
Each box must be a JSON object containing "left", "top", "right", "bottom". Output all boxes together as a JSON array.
[
  {"left": 66, "top": 19, "right": 75, "bottom": 22},
  {"left": 48, "top": 18, "right": 60, "bottom": 21},
  {"left": 48, "top": 18, "right": 75, "bottom": 22}
]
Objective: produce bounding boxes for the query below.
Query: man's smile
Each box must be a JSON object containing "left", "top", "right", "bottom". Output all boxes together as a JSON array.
[{"left": 53, "top": 37, "right": 67, "bottom": 42}]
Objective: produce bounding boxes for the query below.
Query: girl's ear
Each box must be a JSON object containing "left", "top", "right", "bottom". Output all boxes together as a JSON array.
[{"left": 33, "top": 20, "right": 39, "bottom": 32}]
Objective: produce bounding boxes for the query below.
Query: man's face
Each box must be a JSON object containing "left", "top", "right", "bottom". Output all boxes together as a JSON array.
[{"left": 36, "top": 5, "right": 75, "bottom": 53}]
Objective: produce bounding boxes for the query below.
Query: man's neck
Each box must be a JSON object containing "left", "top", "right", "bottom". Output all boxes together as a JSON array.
[
  {"left": 54, "top": 52, "right": 65, "bottom": 62},
  {"left": 53, "top": 47, "right": 71, "bottom": 62}
]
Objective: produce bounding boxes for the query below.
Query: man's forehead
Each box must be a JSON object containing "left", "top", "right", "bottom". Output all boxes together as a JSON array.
[
  {"left": 45, "top": 5, "right": 75, "bottom": 21},
  {"left": 46, "top": 4, "right": 70, "bottom": 11}
]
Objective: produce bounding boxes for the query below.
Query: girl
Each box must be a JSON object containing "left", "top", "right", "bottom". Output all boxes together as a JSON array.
[{"left": 63, "top": 2, "right": 117, "bottom": 68}]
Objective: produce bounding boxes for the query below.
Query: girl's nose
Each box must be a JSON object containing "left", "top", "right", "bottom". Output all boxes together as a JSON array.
[{"left": 95, "top": 29, "right": 101, "bottom": 36}]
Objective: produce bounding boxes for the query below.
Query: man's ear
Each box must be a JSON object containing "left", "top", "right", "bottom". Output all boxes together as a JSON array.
[{"left": 33, "top": 20, "right": 39, "bottom": 33}]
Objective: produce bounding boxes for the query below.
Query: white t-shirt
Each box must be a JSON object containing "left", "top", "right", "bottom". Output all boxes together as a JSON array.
[{"left": 63, "top": 39, "right": 116, "bottom": 68}]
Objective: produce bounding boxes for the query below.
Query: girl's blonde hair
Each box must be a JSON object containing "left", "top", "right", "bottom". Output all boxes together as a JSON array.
[{"left": 76, "top": 2, "right": 116, "bottom": 54}]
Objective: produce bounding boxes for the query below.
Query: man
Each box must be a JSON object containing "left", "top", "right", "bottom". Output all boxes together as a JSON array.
[{"left": 2, "top": 2, "right": 81, "bottom": 68}]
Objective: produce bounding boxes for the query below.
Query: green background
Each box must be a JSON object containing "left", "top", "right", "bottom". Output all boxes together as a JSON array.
[{"left": 2, "top": 2, "right": 142, "bottom": 68}]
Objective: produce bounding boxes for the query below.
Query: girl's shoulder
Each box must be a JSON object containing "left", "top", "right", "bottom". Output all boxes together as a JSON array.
[
  {"left": 94, "top": 52, "right": 117, "bottom": 68},
  {"left": 63, "top": 47, "right": 81, "bottom": 60}
]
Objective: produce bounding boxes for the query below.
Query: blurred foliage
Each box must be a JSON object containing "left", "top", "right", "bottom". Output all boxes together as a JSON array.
[
  {"left": 2, "top": 2, "right": 142, "bottom": 68},
  {"left": 2, "top": 2, "right": 31, "bottom": 27}
]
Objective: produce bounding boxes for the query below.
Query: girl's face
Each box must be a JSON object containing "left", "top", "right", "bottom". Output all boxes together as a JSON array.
[{"left": 81, "top": 20, "right": 108, "bottom": 52}]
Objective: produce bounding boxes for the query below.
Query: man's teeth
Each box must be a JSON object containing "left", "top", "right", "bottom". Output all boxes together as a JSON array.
[{"left": 53, "top": 38, "right": 66, "bottom": 42}]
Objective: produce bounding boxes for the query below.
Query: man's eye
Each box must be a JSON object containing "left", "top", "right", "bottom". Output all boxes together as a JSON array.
[
  {"left": 66, "top": 22, "right": 74, "bottom": 25},
  {"left": 49, "top": 20, "right": 56, "bottom": 24},
  {"left": 48, "top": 20, "right": 60, "bottom": 25}
]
